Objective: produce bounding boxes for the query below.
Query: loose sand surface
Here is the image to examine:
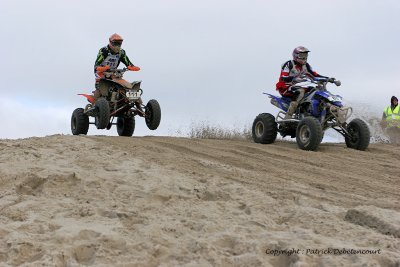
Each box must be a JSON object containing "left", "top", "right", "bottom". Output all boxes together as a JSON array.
[{"left": 0, "top": 135, "right": 399, "bottom": 266}]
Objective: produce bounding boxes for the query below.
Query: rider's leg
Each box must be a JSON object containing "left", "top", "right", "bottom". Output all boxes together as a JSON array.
[
  {"left": 285, "top": 88, "right": 305, "bottom": 119},
  {"left": 285, "top": 101, "right": 298, "bottom": 119},
  {"left": 91, "top": 80, "right": 101, "bottom": 101}
]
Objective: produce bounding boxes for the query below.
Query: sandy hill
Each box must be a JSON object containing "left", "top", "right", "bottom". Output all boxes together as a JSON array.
[{"left": 0, "top": 135, "right": 399, "bottom": 266}]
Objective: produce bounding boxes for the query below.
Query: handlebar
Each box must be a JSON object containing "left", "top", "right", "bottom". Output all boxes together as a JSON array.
[
  {"left": 104, "top": 68, "right": 128, "bottom": 73},
  {"left": 102, "top": 68, "right": 130, "bottom": 79},
  {"left": 297, "top": 76, "right": 341, "bottom": 87}
]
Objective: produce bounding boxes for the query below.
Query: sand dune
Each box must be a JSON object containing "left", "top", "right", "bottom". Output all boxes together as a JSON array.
[{"left": 0, "top": 135, "right": 399, "bottom": 266}]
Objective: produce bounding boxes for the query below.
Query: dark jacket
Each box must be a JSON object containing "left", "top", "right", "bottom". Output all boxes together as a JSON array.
[{"left": 94, "top": 45, "right": 133, "bottom": 73}]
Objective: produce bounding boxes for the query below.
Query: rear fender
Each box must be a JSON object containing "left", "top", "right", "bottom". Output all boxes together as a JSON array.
[
  {"left": 78, "top": 94, "right": 95, "bottom": 104},
  {"left": 264, "top": 93, "right": 290, "bottom": 112}
]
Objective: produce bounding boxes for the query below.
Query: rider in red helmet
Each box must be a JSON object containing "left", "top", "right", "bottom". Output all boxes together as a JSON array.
[
  {"left": 92, "top": 33, "right": 143, "bottom": 112},
  {"left": 93, "top": 33, "right": 140, "bottom": 98},
  {"left": 276, "top": 46, "right": 333, "bottom": 119}
]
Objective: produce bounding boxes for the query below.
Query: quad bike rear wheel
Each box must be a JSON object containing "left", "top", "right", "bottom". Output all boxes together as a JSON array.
[
  {"left": 116, "top": 117, "right": 135, "bottom": 137},
  {"left": 145, "top": 99, "right": 161, "bottom": 130},
  {"left": 95, "top": 97, "right": 110, "bottom": 129},
  {"left": 296, "top": 117, "right": 323, "bottom": 151},
  {"left": 71, "top": 108, "right": 89, "bottom": 135},
  {"left": 345, "top": 118, "right": 370, "bottom": 150},
  {"left": 252, "top": 113, "right": 278, "bottom": 144}
]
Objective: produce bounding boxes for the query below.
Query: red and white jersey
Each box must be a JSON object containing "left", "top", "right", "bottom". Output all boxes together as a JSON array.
[{"left": 276, "top": 60, "right": 326, "bottom": 96}]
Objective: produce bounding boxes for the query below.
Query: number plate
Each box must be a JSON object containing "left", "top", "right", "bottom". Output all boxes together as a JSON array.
[{"left": 126, "top": 90, "right": 141, "bottom": 99}]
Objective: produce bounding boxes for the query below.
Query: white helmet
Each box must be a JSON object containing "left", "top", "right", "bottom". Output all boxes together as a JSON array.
[{"left": 292, "top": 46, "right": 310, "bottom": 65}]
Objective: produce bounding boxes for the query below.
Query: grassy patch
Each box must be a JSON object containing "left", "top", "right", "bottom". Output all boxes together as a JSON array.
[{"left": 188, "top": 122, "right": 252, "bottom": 140}]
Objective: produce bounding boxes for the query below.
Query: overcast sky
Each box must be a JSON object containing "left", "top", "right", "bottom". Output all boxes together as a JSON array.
[{"left": 1, "top": 0, "right": 399, "bottom": 138}]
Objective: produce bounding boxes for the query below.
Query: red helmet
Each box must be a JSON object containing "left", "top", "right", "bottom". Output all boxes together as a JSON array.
[
  {"left": 109, "top": 33, "right": 124, "bottom": 53},
  {"left": 293, "top": 46, "right": 310, "bottom": 65}
]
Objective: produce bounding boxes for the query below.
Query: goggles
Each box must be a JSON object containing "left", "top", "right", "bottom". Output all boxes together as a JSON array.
[
  {"left": 111, "top": 41, "right": 123, "bottom": 46},
  {"left": 297, "top": 53, "right": 308, "bottom": 60}
]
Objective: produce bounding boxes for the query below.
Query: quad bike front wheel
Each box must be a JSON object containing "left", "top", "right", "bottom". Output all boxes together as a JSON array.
[
  {"left": 145, "top": 99, "right": 161, "bottom": 130},
  {"left": 296, "top": 117, "right": 323, "bottom": 151},
  {"left": 94, "top": 97, "right": 110, "bottom": 130},
  {"left": 116, "top": 117, "right": 135, "bottom": 137},
  {"left": 71, "top": 108, "right": 89, "bottom": 135},
  {"left": 345, "top": 118, "right": 370, "bottom": 150},
  {"left": 252, "top": 113, "right": 278, "bottom": 144}
]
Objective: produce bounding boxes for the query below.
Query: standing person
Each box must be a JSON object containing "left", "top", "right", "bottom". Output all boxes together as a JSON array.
[
  {"left": 276, "top": 46, "right": 334, "bottom": 119},
  {"left": 381, "top": 96, "right": 400, "bottom": 144}
]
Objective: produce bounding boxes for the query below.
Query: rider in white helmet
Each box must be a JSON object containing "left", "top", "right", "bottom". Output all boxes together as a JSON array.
[{"left": 276, "top": 46, "right": 333, "bottom": 119}]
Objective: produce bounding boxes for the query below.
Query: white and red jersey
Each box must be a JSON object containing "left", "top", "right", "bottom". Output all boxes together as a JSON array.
[{"left": 276, "top": 60, "right": 326, "bottom": 96}]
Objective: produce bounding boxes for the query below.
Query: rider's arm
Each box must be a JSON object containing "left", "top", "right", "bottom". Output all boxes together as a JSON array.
[
  {"left": 120, "top": 49, "right": 134, "bottom": 67},
  {"left": 280, "top": 61, "right": 295, "bottom": 82},
  {"left": 306, "top": 63, "right": 328, "bottom": 79},
  {"left": 94, "top": 47, "right": 108, "bottom": 72},
  {"left": 281, "top": 75, "right": 294, "bottom": 82}
]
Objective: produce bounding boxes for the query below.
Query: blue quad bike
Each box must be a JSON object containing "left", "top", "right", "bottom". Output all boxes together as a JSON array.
[{"left": 252, "top": 77, "right": 370, "bottom": 151}]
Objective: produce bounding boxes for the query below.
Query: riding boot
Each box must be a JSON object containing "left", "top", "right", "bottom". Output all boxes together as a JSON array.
[{"left": 285, "top": 101, "right": 298, "bottom": 119}]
